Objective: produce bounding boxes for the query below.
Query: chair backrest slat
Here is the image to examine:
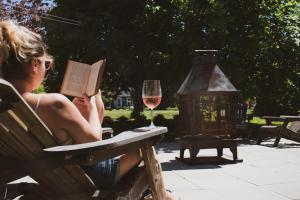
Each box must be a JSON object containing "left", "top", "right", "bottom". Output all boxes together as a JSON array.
[
  {"left": 0, "top": 130, "right": 17, "bottom": 157},
  {"left": 11, "top": 101, "right": 57, "bottom": 147},
  {"left": 0, "top": 121, "right": 34, "bottom": 159},
  {"left": 287, "top": 121, "right": 300, "bottom": 133},
  {"left": 0, "top": 111, "right": 44, "bottom": 158}
]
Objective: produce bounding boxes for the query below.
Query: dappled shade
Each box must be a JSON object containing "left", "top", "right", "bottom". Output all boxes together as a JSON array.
[{"left": 177, "top": 50, "right": 238, "bottom": 95}]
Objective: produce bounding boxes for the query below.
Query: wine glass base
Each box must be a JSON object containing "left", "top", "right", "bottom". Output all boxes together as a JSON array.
[{"left": 148, "top": 122, "right": 156, "bottom": 129}]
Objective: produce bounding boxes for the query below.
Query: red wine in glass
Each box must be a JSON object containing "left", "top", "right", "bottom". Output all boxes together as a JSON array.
[{"left": 142, "top": 80, "right": 162, "bottom": 128}]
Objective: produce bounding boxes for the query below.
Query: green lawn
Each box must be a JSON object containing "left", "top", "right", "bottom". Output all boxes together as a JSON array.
[
  {"left": 250, "top": 117, "right": 283, "bottom": 125},
  {"left": 104, "top": 109, "right": 132, "bottom": 119},
  {"left": 250, "top": 117, "right": 266, "bottom": 125},
  {"left": 104, "top": 108, "right": 179, "bottom": 119}
]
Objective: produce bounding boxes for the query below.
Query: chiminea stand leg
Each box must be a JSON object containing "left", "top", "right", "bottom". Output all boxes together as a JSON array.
[
  {"left": 180, "top": 147, "right": 185, "bottom": 159},
  {"left": 217, "top": 147, "right": 223, "bottom": 157},
  {"left": 189, "top": 147, "right": 199, "bottom": 161}
]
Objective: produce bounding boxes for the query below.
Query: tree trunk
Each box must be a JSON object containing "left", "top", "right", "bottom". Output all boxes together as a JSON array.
[{"left": 131, "top": 86, "right": 143, "bottom": 119}]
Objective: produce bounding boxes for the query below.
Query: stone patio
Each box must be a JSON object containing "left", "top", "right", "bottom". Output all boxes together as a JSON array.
[
  {"left": 7, "top": 138, "right": 300, "bottom": 200},
  {"left": 156, "top": 138, "right": 300, "bottom": 200}
]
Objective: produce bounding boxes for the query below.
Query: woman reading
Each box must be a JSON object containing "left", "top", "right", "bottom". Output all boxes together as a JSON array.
[{"left": 0, "top": 20, "right": 175, "bottom": 200}]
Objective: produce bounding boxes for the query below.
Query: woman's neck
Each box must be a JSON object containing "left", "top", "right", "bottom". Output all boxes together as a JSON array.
[{"left": 9, "top": 79, "right": 34, "bottom": 95}]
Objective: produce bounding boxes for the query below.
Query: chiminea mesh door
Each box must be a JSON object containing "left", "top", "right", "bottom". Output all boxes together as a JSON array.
[
  {"left": 179, "top": 94, "right": 237, "bottom": 138},
  {"left": 197, "top": 94, "right": 237, "bottom": 137}
]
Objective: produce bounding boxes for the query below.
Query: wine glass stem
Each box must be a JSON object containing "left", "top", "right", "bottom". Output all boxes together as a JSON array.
[{"left": 150, "top": 109, "right": 155, "bottom": 128}]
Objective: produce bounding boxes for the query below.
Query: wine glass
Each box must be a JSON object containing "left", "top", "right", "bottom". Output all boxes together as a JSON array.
[{"left": 142, "top": 80, "right": 162, "bottom": 128}]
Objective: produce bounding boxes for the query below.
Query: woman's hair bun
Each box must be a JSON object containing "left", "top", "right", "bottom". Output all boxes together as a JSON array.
[{"left": 0, "top": 20, "right": 48, "bottom": 78}]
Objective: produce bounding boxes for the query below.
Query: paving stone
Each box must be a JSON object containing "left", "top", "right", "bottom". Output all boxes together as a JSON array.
[{"left": 261, "top": 181, "right": 300, "bottom": 199}]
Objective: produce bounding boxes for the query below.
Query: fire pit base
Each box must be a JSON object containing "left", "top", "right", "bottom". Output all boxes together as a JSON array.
[{"left": 177, "top": 134, "right": 243, "bottom": 165}]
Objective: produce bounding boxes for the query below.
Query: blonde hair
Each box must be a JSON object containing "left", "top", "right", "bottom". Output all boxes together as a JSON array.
[{"left": 0, "top": 20, "right": 50, "bottom": 79}]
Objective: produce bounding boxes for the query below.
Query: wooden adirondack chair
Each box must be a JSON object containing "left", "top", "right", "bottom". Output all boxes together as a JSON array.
[
  {"left": 257, "top": 116, "right": 300, "bottom": 147},
  {"left": 0, "top": 79, "right": 167, "bottom": 200}
]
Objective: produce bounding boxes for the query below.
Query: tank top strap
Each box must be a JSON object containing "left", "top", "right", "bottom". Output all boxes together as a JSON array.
[{"left": 34, "top": 94, "right": 42, "bottom": 113}]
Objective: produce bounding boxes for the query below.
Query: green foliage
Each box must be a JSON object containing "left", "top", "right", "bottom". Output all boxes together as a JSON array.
[{"left": 34, "top": 84, "right": 46, "bottom": 94}]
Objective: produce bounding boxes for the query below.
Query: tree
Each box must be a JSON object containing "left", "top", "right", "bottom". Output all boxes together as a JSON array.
[
  {"left": 252, "top": 0, "right": 300, "bottom": 115},
  {"left": 182, "top": 0, "right": 300, "bottom": 115}
]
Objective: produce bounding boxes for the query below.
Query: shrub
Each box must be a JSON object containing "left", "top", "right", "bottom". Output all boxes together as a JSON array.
[
  {"left": 103, "top": 114, "right": 180, "bottom": 142},
  {"left": 102, "top": 116, "right": 114, "bottom": 127}
]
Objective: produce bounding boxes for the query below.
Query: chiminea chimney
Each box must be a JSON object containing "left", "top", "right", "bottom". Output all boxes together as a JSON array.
[{"left": 177, "top": 50, "right": 237, "bottom": 95}]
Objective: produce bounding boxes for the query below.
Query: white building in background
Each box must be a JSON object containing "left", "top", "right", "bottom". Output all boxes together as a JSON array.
[{"left": 109, "top": 91, "right": 133, "bottom": 109}]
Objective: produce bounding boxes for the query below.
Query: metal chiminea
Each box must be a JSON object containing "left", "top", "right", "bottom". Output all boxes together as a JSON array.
[{"left": 176, "top": 50, "right": 241, "bottom": 164}]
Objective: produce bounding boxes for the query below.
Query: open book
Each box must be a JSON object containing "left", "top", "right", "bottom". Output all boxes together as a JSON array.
[{"left": 60, "top": 59, "right": 106, "bottom": 97}]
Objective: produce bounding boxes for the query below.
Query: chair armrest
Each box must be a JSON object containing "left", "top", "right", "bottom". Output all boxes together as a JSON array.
[
  {"left": 44, "top": 126, "right": 167, "bottom": 154},
  {"left": 280, "top": 115, "right": 300, "bottom": 122},
  {"left": 42, "top": 126, "right": 166, "bottom": 167},
  {"left": 261, "top": 116, "right": 286, "bottom": 125},
  {"left": 1, "top": 127, "right": 167, "bottom": 176}
]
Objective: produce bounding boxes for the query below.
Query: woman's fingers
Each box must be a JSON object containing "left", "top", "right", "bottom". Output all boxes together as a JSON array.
[
  {"left": 81, "top": 94, "right": 92, "bottom": 107},
  {"left": 73, "top": 97, "right": 85, "bottom": 105}
]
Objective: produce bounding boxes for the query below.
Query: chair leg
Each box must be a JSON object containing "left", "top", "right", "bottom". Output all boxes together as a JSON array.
[
  {"left": 141, "top": 146, "right": 166, "bottom": 200},
  {"left": 180, "top": 147, "right": 185, "bottom": 159},
  {"left": 273, "top": 137, "right": 281, "bottom": 147},
  {"left": 189, "top": 147, "right": 199, "bottom": 161},
  {"left": 217, "top": 147, "right": 223, "bottom": 157},
  {"left": 230, "top": 146, "right": 238, "bottom": 161},
  {"left": 256, "top": 136, "right": 262, "bottom": 145}
]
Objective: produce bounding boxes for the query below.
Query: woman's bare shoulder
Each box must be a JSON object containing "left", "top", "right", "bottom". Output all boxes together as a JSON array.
[
  {"left": 26, "top": 93, "right": 73, "bottom": 115},
  {"left": 37, "top": 93, "right": 76, "bottom": 125},
  {"left": 23, "top": 92, "right": 68, "bottom": 102},
  {"left": 41, "top": 93, "right": 70, "bottom": 106}
]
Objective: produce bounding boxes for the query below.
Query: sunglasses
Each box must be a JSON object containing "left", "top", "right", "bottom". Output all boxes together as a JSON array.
[
  {"left": 45, "top": 59, "right": 54, "bottom": 71},
  {"left": 37, "top": 57, "right": 54, "bottom": 71}
]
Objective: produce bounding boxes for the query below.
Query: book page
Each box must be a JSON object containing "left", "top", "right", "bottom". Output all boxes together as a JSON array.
[
  {"left": 60, "top": 60, "right": 91, "bottom": 97},
  {"left": 86, "top": 59, "right": 106, "bottom": 96}
]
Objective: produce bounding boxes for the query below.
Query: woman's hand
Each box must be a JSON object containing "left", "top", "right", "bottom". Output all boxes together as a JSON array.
[
  {"left": 72, "top": 94, "right": 93, "bottom": 120},
  {"left": 73, "top": 94, "right": 102, "bottom": 136}
]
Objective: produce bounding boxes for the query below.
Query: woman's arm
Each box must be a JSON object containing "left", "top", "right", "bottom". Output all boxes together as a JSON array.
[
  {"left": 37, "top": 93, "right": 102, "bottom": 143},
  {"left": 94, "top": 90, "right": 105, "bottom": 123},
  {"left": 73, "top": 94, "right": 102, "bottom": 134}
]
